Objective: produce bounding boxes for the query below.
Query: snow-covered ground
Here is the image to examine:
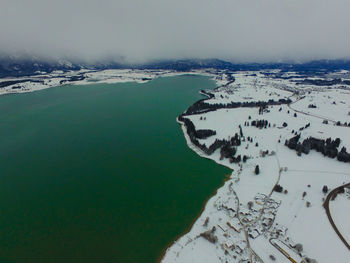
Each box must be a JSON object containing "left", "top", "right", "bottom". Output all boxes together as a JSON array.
[
  {"left": 330, "top": 190, "right": 350, "bottom": 243},
  {"left": 0, "top": 68, "right": 217, "bottom": 96},
  {"left": 163, "top": 71, "right": 350, "bottom": 263},
  {"left": 206, "top": 72, "right": 292, "bottom": 105}
]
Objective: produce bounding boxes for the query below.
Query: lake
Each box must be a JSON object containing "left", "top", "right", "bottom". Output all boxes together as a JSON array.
[{"left": 0, "top": 75, "right": 229, "bottom": 263}]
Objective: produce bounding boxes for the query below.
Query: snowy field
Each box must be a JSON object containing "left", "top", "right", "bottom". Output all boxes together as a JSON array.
[{"left": 163, "top": 71, "right": 350, "bottom": 263}]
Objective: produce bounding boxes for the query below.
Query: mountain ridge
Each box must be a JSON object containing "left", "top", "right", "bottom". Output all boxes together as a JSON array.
[{"left": 1, "top": 55, "right": 350, "bottom": 77}]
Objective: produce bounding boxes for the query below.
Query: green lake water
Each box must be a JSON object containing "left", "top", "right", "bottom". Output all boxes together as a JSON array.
[{"left": 0, "top": 75, "right": 229, "bottom": 263}]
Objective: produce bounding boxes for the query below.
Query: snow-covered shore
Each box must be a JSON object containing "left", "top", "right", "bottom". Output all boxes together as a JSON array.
[
  {"left": 163, "top": 71, "right": 350, "bottom": 263},
  {"left": 0, "top": 68, "right": 221, "bottom": 97}
]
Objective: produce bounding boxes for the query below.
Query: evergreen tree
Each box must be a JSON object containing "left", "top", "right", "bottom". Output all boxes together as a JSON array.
[
  {"left": 255, "top": 165, "right": 260, "bottom": 175},
  {"left": 322, "top": 185, "right": 328, "bottom": 194}
]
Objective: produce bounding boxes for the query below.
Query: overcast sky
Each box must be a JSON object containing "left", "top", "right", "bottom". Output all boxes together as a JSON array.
[{"left": 1, "top": 0, "right": 350, "bottom": 63}]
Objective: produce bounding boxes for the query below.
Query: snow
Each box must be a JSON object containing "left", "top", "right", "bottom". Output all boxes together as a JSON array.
[
  {"left": 206, "top": 72, "right": 292, "bottom": 105},
  {"left": 273, "top": 170, "right": 349, "bottom": 263},
  {"left": 330, "top": 189, "right": 350, "bottom": 245},
  {"left": 291, "top": 89, "right": 350, "bottom": 123},
  {"left": 0, "top": 69, "right": 216, "bottom": 96},
  {"left": 163, "top": 70, "right": 350, "bottom": 263}
]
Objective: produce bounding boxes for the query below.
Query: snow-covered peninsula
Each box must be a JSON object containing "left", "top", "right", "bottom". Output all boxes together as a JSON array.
[{"left": 162, "top": 70, "right": 350, "bottom": 263}]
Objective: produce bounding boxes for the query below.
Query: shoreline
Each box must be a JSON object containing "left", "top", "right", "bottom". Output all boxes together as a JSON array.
[
  {"left": 1, "top": 70, "right": 230, "bottom": 263},
  {"left": 0, "top": 72, "right": 228, "bottom": 263},
  {"left": 158, "top": 77, "right": 234, "bottom": 263},
  {"left": 0, "top": 69, "right": 220, "bottom": 98},
  {"left": 160, "top": 70, "right": 350, "bottom": 263},
  {"left": 157, "top": 165, "right": 232, "bottom": 263}
]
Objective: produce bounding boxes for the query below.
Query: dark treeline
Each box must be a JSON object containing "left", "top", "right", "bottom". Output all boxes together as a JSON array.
[
  {"left": 299, "top": 78, "right": 350, "bottom": 86},
  {"left": 68, "top": 75, "right": 86, "bottom": 82},
  {"left": 251, "top": 119, "right": 269, "bottom": 129},
  {"left": 195, "top": 129, "right": 217, "bottom": 139},
  {"left": 178, "top": 114, "right": 248, "bottom": 163},
  {"left": 285, "top": 135, "right": 350, "bottom": 162},
  {"left": 0, "top": 79, "right": 43, "bottom": 88},
  {"left": 59, "top": 74, "right": 86, "bottom": 84},
  {"left": 335, "top": 120, "right": 350, "bottom": 127},
  {"left": 297, "top": 123, "right": 311, "bottom": 132},
  {"left": 185, "top": 98, "right": 292, "bottom": 116},
  {"left": 178, "top": 115, "right": 225, "bottom": 155}
]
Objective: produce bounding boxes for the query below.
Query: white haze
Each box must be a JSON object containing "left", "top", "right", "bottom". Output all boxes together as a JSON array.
[{"left": 1, "top": 0, "right": 350, "bottom": 63}]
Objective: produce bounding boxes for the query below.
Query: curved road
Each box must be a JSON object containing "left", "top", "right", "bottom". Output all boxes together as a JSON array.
[
  {"left": 287, "top": 95, "right": 350, "bottom": 249},
  {"left": 323, "top": 183, "right": 350, "bottom": 250}
]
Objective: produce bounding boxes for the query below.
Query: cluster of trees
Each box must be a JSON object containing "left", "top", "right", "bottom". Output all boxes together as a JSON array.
[
  {"left": 323, "top": 119, "right": 350, "bottom": 128},
  {"left": 231, "top": 133, "right": 242, "bottom": 146},
  {"left": 178, "top": 115, "right": 225, "bottom": 155},
  {"left": 301, "top": 78, "right": 350, "bottom": 86},
  {"left": 298, "top": 123, "right": 311, "bottom": 132},
  {"left": 179, "top": 116, "right": 249, "bottom": 164},
  {"left": 258, "top": 105, "right": 268, "bottom": 115},
  {"left": 285, "top": 135, "right": 350, "bottom": 162},
  {"left": 179, "top": 115, "right": 228, "bottom": 154},
  {"left": 185, "top": 98, "right": 292, "bottom": 115},
  {"left": 178, "top": 115, "right": 216, "bottom": 139},
  {"left": 220, "top": 144, "right": 237, "bottom": 159},
  {"left": 220, "top": 146, "right": 247, "bottom": 164},
  {"left": 273, "top": 184, "right": 283, "bottom": 192},
  {"left": 195, "top": 129, "right": 217, "bottom": 139},
  {"left": 0, "top": 79, "right": 37, "bottom": 88},
  {"left": 219, "top": 133, "right": 248, "bottom": 164},
  {"left": 250, "top": 119, "right": 270, "bottom": 129},
  {"left": 336, "top": 121, "right": 350, "bottom": 127},
  {"left": 337, "top": 147, "right": 350, "bottom": 162},
  {"left": 206, "top": 139, "right": 229, "bottom": 155},
  {"left": 68, "top": 75, "right": 85, "bottom": 82}
]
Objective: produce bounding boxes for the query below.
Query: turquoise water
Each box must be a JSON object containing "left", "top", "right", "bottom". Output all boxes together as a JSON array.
[{"left": 0, "top": 76, "right": 229, "bottom": 263}]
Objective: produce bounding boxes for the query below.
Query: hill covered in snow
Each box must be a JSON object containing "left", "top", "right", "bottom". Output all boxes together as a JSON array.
[{"left": 2, "top": 54, "right": 350, "bottom": 77}]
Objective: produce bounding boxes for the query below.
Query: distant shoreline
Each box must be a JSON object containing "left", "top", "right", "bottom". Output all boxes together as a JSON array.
[
  {"left": 0, "top": 69, "right": 220, "bottom": 97},
  {"left": 158, "top": 74, "right": 233, "bottom": 263}
]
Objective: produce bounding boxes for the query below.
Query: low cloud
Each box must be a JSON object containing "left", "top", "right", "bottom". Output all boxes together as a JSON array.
[{"left": 1, "top": 0, "right": 350, "bottom": 63}]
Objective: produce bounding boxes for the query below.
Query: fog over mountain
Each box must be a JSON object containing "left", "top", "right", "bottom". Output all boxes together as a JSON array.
[{"left": 1, "top": 0, "right": 350, "bottom": 63}]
